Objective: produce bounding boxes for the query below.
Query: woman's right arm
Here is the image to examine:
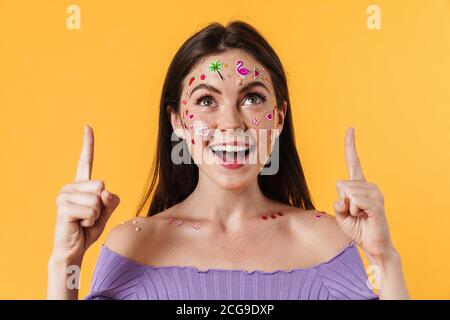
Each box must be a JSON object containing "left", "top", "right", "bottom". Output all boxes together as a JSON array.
[{"left": 47, "top": 125, "right": 120, "bottom": 300}]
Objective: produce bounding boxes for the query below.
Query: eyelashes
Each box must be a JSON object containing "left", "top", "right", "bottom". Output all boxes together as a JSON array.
[
  {"left": 244, "top": 92, "right": 267, "bottom": 105},
  {"left": 194, "top": 91, "right": 267, "bottom": 107},
  {"left": 194, "top": 94, "right": 214, "bottom": 107}
]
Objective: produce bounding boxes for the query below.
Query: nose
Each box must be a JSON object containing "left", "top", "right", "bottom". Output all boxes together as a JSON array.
[{"left": 216, "top": 105, "right": 246, "bottom": 133}]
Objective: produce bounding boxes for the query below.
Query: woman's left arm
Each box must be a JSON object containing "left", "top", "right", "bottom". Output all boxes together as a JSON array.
[{"left": 333, "top": 127, "right": 410, "bottom": 300}]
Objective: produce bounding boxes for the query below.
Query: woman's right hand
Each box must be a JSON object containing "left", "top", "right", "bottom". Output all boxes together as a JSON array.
[{"left": 51, "top": 125, "right": 120, "bottom": 264}]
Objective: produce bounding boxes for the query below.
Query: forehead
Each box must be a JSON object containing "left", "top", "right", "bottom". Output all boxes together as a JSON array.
[
  {"left": 196, "top": 49, "right": 259, "bottom": 69},
  {"left": 182, "top": 49, "right": 270, "bottom": 88}
]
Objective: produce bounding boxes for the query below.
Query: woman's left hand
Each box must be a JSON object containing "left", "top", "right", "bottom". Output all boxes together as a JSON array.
[{"left": 333, "top": 127, "right": 396, "bottom": 263}]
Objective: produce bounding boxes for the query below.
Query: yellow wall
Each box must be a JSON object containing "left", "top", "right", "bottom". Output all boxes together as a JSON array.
[{"left": 1, "top": 0, "right": 449, "bottom": 299}]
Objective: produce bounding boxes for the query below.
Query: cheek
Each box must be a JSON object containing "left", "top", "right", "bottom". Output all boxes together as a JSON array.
[
  {"left": 182, "top": 112, "right": 212, "bottom": 144},
  {"left": 251, "top": 107, "right": 277, "bottom": 153},
  {"left": 247, "top": 106, "right": 275, "bottom": 133},
  {"left": 181, "top": 107, "right": 199, "bottom": 134},
  {"left": 193, "top": 120, "right": 211, "bottom": 139},
  {"left": 183, "top": 107, "right": 195, "bottom": 121}
]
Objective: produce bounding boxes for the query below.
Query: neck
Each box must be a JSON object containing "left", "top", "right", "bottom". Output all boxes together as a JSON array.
[{"left": 185, "top": 173, "right": 272, "bottom": 230}]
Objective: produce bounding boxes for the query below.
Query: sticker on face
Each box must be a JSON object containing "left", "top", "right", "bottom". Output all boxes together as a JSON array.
[
  {"left": 200, "top": 74, "right": 206, "bottom": 80},
  {"left": 189, "top": 76, "right": 196, "bottom": 87},
  {"left": 235, "top": 60, "right": 250, "bottom": 77},
  {"left": 191, "top": 119, "right": 211, "bottom": 138},
  {"left": 265, "top": 112, "right": 273, "bottom": 121},
  {"left": 194, "top": 125, "right": 210, "bottom": 137},
  {"left": 252, "top": 117, "right": 260, "bottom": 126},
  {"left": 254, "top": 67, "right": 261, "bottom": 80},
  {"left": 208, "top": 60, "right": 225, "bottom": 81}
]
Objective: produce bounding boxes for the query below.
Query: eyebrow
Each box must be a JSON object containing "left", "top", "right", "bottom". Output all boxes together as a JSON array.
[{"left": 189, "top": 81, "right": 270, "bottom": 97}]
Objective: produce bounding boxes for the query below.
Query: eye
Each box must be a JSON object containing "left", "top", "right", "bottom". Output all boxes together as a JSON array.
[
  {"left": 195, "top": 94, "right": 216, "bottom": 107},
  {"left": 242, "top": 92, "right": 267, "bottom": 106}
]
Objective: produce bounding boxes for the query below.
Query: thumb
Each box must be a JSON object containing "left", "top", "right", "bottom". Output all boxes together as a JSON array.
[
  {"left": 100, "top": 190, "right": 120, "bottom": 221},
  {"left": 333, "top": 197, "right": 349, "bottom": 220}
]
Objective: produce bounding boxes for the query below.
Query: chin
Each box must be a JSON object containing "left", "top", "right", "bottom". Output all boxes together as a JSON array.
[
  {"left": 203, "top": 166, "right": 259, "bottom": 191},
  {"left": 217, "top": 177, "right": 249, "bottom": 190}
]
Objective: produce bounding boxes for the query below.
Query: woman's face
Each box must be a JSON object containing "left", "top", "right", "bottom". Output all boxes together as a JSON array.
[{"left": 171, "top": 49, "right": 286, "bottom": 190}]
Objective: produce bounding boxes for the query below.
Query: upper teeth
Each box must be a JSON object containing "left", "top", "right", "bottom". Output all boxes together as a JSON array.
[{"left": 211, "top": 145, "right": 250, "bottom": 152}]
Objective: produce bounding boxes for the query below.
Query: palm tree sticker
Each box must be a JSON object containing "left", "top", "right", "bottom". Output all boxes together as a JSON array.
[{"left": 208, "top": 60, "right": 225, "bottom": 81}]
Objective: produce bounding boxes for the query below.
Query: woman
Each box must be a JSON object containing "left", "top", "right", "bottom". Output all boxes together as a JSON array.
[{"left": 47, "top": 21, "right": 409, "bottom": 300}]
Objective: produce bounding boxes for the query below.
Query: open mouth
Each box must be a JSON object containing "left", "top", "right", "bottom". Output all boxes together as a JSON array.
[{"left": 208, "top": 144, "right": 256, "bottom": 164}]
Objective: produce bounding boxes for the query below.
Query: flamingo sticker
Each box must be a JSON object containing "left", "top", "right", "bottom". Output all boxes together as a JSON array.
[
  {"left": 208, "top": 60, "right": 225, "bottom": 81},
  {"left": 235, "top": 60, "right": 249, "bottom": 77}
]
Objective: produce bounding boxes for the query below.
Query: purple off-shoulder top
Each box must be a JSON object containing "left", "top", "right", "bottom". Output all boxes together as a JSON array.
[{"left": 84, "top": 242, "right": 379, "bottom": 300}]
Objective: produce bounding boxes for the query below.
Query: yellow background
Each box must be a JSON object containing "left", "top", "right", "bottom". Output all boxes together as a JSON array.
[{"left": 1, "top": 0, "right": 449, "bottom": 299}]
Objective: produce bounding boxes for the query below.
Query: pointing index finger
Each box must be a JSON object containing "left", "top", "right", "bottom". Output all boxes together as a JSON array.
[
  {"left": 345, "top": 127, "right": 366, "bottom": 181},
  {"left": 75, "top": 125, "right": 94, "bottom": 181}
]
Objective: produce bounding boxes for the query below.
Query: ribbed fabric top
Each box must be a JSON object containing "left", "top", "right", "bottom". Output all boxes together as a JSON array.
[{"left": 84, "top": 242, "right": 378, "bottom": 300}]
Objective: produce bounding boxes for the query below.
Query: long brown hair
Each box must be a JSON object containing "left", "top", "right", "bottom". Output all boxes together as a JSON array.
[{"left": 136, "top": 21, "right": 315, "bottom": 217}]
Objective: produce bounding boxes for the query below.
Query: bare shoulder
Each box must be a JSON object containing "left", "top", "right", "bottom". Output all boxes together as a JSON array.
[
  {"left": 281, "top": 205, "right": 352, "bottom": 262},
  {"left": 104, "top": 212, "right": 169, "bottom": 261}
]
